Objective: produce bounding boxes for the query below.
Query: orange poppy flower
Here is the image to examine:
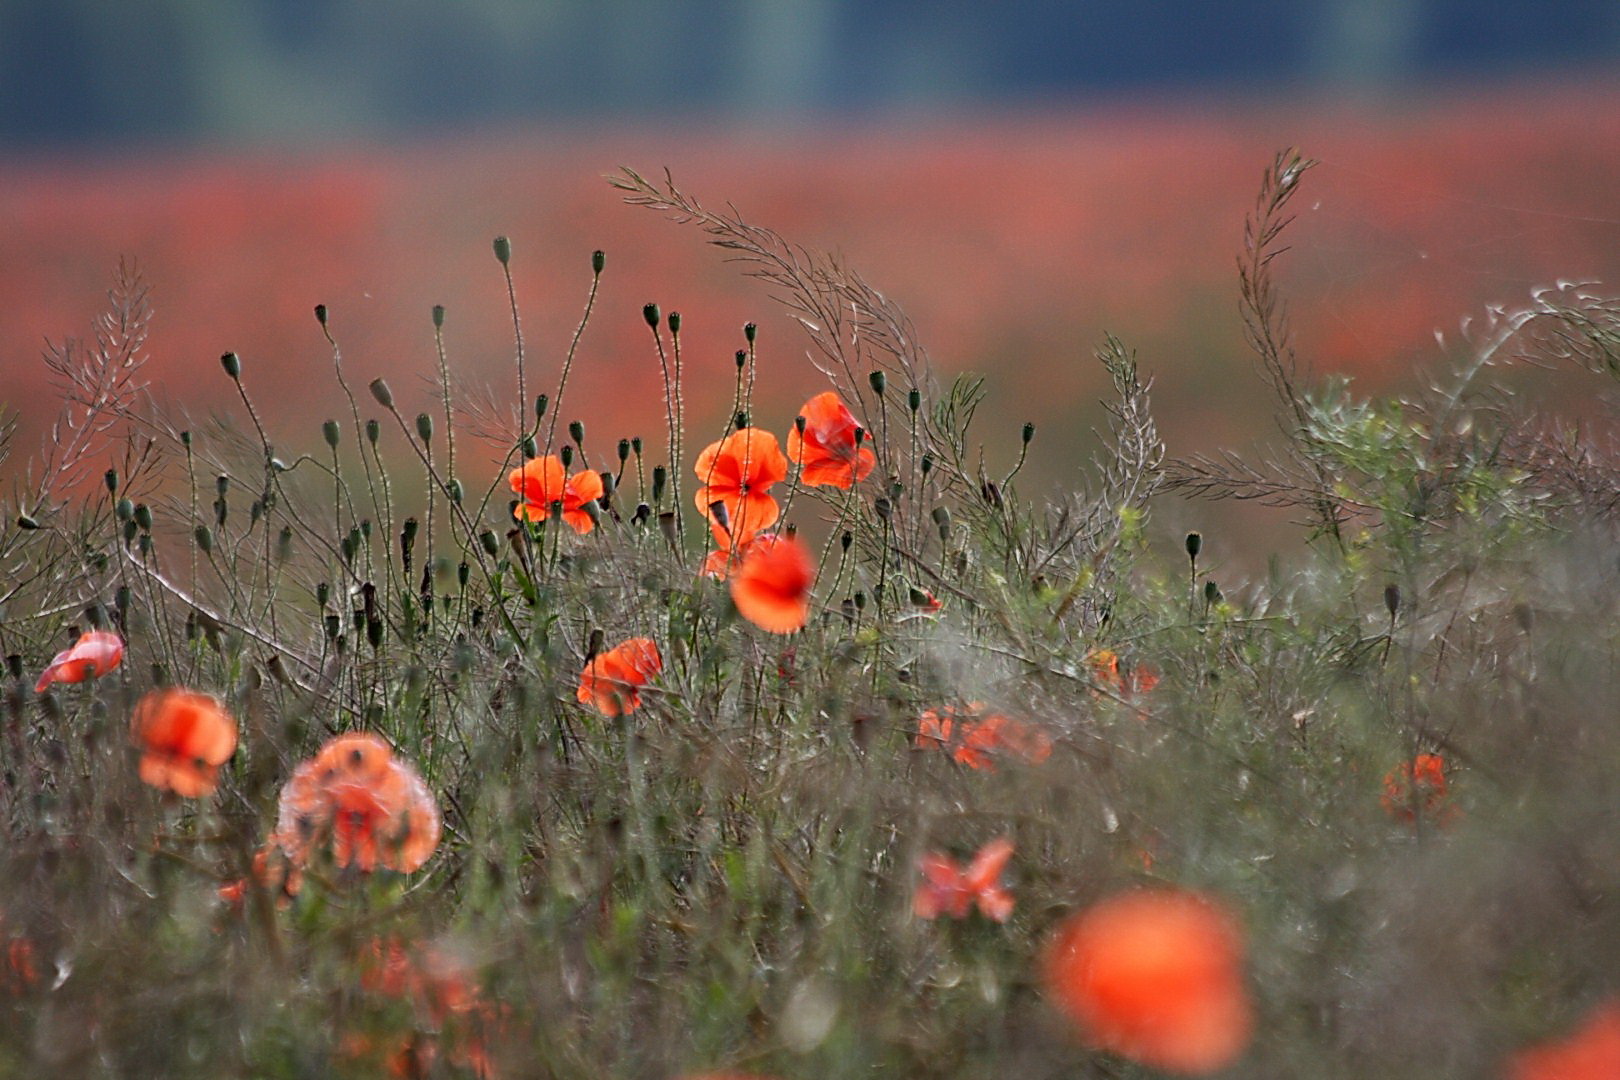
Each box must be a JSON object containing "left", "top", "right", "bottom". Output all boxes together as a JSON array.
[
  {"left": 1381, "top": 752, "right": 1456, "bottom": 825},
  {"left": 700, "top": 519, "right": 760, "bottom": 581},
  {"left": 3, "top": 935, "right": 38, "bottom": 995},
  {"left": 35, "top": 629, "right": 124, "bottom": 692},
  {"left": 508, "top": 454, "right": 604, "bottom": 533},
  {"left": 577, "top": 637, "right": 662, "bottom": 717},
  {"left": 1087, "top": 648, "right": 1160, "bottom": 697},
  {"left": 1042, "top": 888, "right": 1253, "bottom": 1075},
  {"left": 693, "top": 427, "right": 788, "bottom": 540},
  {"left": 130, "top": 688, "right": 238, "bottom": 797},
  {"left": 786, "top": 391, "right": 876, "bottom": 489},
  {"left": 273, "top": 733, "right": 440, "bottom": 874},
  {"left": 914, "top": 704, "right": 1051, "bottom": 771},
  {"left": 915, "top": 836, "right": 1015, "bottom": 922},
  {"left": 1509, "top": 998, "right": 1620, "bottom": 1080},
  {"left": 729, "top": 531, "right": 814, "bottom": 633}
]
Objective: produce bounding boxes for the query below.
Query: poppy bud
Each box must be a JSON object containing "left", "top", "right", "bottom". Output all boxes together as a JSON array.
[
  {"left": 932, "top": 506, "right": 951, "bottom": 542},
  {"left": 448, "top": 478, "right": 463, "bottom": 504},
  {"left": 582, "top": 500, "right": 601, "bottom": 526},
  {"left": 104, "top": 468, "right": 118, "bottom": 494},
  {"left": 432, "top": 303, "right": 445, "bottom": 328},
  {"left": 138, "top": 533, "right": 151, "bottom": 557},
  {"left": 359, "top": 520, "right": 371, "bottom": 542},
  {"left": 402, "top": 516, "right": 419, "bottom": 555},
  {"left": 841, "top": 531, "right": 853, "bottom": 552},
  {"left": 1384, "top": 583, "right": 1400, "bottom": 618},
  {"left": 981, "top": 481, "right": 1003, "bottom": 508},
  {"left": 115, "top": 498, "right": 134, "bottom": 521},
  {"left": 277, "top": 526, "right": 293, "bottom": 563},
  {"left": 667, "top": 311, "right": 681, "bottom": 334},
  {"left": 709, "top": 500, "right": 731, "bottom": 535},
  {"left": 134, "top": 503, "right": 153, "bottom": 531},
  {"left": 416, "top": 413, "right": 433, "bottom": 444},
  {"left": 369, "top": 378, "right": 393, "bottom": 409},
  {"left": 180, "top": 429, "right": 192, "bottom": 447},
  {"left": 735, "top": 350, "right": 747, "bottom": 369},
  {"left": 367, "top": 615, "right": 383, "bottom": 650},
  {"left": 535, "top": 393, "right": 548, "bottom": 422},
  {"left": 322, "top": 419, "right": 340, "bottom": 448},
  {"left": 216, "top": 474, "right": 229, "bottom": 497},
  {"left": 921, "top": 451, "right": 934, "bottom": 476},
  {"left": 521, "top": 435, "right": 537, "bottom": 460},
  {"left": 569, "top": 420, "right": 585, "bottom": 446},
  {"left": 366, "top": 419, "right": 380, "bottom": 445},
  {"left": 617, "top": 438, "right": 631, "bottom": 463},
  {"left": 195, "top": 525, "right": 214, "bottom": 554},
  {"left": 1186, "top": 531, "right": 1202, "bottom": 560},
  {"left": 874, "top": 497, "right": 892, "bottom": 520},
  {"left": 633, "top": 503, "right": 650, "bottom": 525},
  {"left": 479, "top": 531, "right": 499, "bottom": 557},
  {"left": 853, "top": 590, "right": 866, "bottom": 610},
  {"left": 1204, "top": 579, "right": 1222, "bottom": 606},
  {"left": 317, "top": 581, "right": 330, "bottom": 607},
  {"left": 734, "top": 411, "right": 749, "bottom": 430},
  {"left": 795, "top": 415, "right": 807, "bottom": 434},
  {"left": 341, "top": 533, "right": 355, "bottom": 563},
  {"left": 631, "top": 436, "right": 643, "bottom": 456},
  {"left": 314, "top": 302, "right": 328, "bottom": 326},
  {"left": 560, "top": 445, "right": 573, "bottom": 469},
  {"left": 657, "top": 511, "right": 677, "bottom": 547},
  {"left": 457, "top": 561, "right": 470, "bottom": 589},
  {"left": 1022, "top": 421, "right": 1035, "bottom": 445},
  {"left": 743, "top": 322, "right": 757, "bottom": 343},
  {"left": 908, "top": 388, "right": 921, "bottom": 412},
  {"left": 599, "top": 473, "right": 616, "bottom": 499},
  {"left": 220, "top": 352, "right": 241, "bottom": 379},
  {"left": 548, "top": 500, "right": 564, "bottom": 524},
  {"left": 592, "top": 249, "right": 605, "bottom": 274},
  {"left": 324, "top": 613, "right": 341, "bottom": 640},
  {"left": 652, "top": 466, "right": 667, "bottom": 505},
  {"left": 852, "top": 426, "right": 865, "bottom": 448},
  {"left": 122, "top": 519, "right": 138, "bottom": 545},
  {"left": 869, "top": 371, "right": 886, "bottom": 395},
  {"left": 5, "top": 654, "right": 21, "bottom": 681},
  {"left": 492, "top": 235, "right": 511, "bottom": 265},
  {"left": 250, "top": 500, "right": 263, "bottom": 527},
  {"left": 214, "top": 496, "right": 228, "bottom": 527},
  {"left": 643, "top": 302, "right": 661, "bottom": 329}
]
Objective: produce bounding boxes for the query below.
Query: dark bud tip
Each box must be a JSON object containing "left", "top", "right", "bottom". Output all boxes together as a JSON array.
[
  {"left": 492, "top": 235, "right": 512, "bottom": 265},
  {"left": 591, "top": 250, "right": 605, "bottom": 274},
  {"left": 220, "top": 352, "right": 241, "bottom": 379},
  {"left": 431, "top": 304, "right": 445, "bottom": 329},
  {"left": 1186, "top": 531, "right": 1202, "bottom": 560},
  {"left": 314, "top": 303, "right": 328, "bottom": 326},
  {"left": 1384, "top": 583, "right": 1401, "bottom": 618},
  {"left": 642, "top": 302, "right": 661, "bottom": 329}
]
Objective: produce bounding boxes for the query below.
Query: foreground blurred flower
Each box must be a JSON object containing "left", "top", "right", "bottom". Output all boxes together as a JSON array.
[
  {"left": 1508, "top": 998, "right": 1620, "bottom": 1080},
  {"left": 508, "top": 454, "right": 603, "bottom": 533},
  {"left": 729, "top": 531, "right": 814, "bottom": 633},
  {"left": 130, "top": 688, "right": 238, "bottom": 797},
  {"left": 1086, "top": 648, "right": 1160, "bottom": 698},
  {"left": 1381, "top": 752, "right": 1456, "bottom": 825},
  {"left": 274, "top": 732, "right": 440, "bottom": 875},
  {"left": 914, "top": 836, "right": 1015, "bottom": 921},
  {"left": 915, "top": 704, "right": 1051, "bottom": 771},
  {"left": 577, "top": 637, "right": 662, "bottom": 717},
  {"left": 350, "top": 936, "right": 504, "bottom": 1078},
  {"left": 1042, "top": 888, "right": 1253, "bottom": 1075},
  {"left": 35, "top": 629, "right": 124, "bottom": 693},
  {"left": 786, "top": 391, "right": 875, "bottom": 489},
  {"left": 694, "top": 427, "right": 788, "bottom": 540}
]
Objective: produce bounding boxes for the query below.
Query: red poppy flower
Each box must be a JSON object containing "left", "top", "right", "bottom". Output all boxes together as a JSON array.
[
  {"left": 1042, "top": 889, "right": 1253, "bottom": 1075},
  {"left": 508, "top": 455, "right": 604, "bottom": 533},
  {"left": 693, "top": 428, "right": 788, "bottom": 540},
  {"left": 1381, "top": 752, "right": 1455, "bottom": 825},
  {"left": 577, "top": 637, "right": 662, "bottom": 717},
  {"left": 730, "top": 531, "right": 814, "bottom": 633},
  {"left": 130, "top": 688, "right": 238, "bottom": 797},
  {"left": 914, "top": 836, "right": 1015, "bottom": 921},
  {"left": 786, "top": 391, "right": 875, "bottom": 489},
  {"left": 1509, "top": 998, "right": 1620, "bottom": 1080},
  {"left": 914, "top": 704, "right": 1051, "bottom": 771},
  {"left": 1087, "top": 648, "right": 1160, "bottom": 697},
  {"left": 2, "top": 935, "right": 38, "bottom": 996},
  {"left": 273, "top": 733, "right": 440, "bottom": 874},
  {"left": 35, "top": 629, "right": 124, "bottom": 692}
]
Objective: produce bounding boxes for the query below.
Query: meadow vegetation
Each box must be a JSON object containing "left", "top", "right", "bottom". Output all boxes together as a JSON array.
[{"left": 2, "top": 150, "right": 1619, "bottom": 1078}]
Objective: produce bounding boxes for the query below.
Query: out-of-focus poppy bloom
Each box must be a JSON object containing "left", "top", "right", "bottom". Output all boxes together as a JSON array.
[
  {"left": 786, "top": 391, "right": 876, "bottom": 489},
  {"left": 701, "top": 519, "right": 758, "bottom": 581},
  {"left": 508, "top": 455, "right": 604, "bottom": 533},
  {"left": 273, "top": 733, "right": 440, "bottom": 875},
  {"left": 729, "top": 531, "right": 813, "bottom": 633},
  {"left": 577, "top": 637, "right": 662, "bottom": 717},
  {"left": 1509, "top": 998, "right": 1620, "bottom": 1080},
  {"left": 2, "top": 930, "right": 38, "bottom": 995},
  {"left": 130, "top": 688, "right": 238, "bottom": 797},
  {"left": 1087, "top": 648, "right": 1160, "bottom": 697},
  {"left": 1381, "top": 752, "right": 1455, "bottom": 825},
  {"left": 694, "top": 427, "right": 788, "bottom": 540},
  {"left": 35, "top": 629, "right": 124, "bottom": 692},
  {"left": 358, "top": 937, "right": 503, "bottom": 1079},
  {"left": 914, "top": 836, "right": 1015, "bottom": 921},
  {"left": 915, "top": 704, "right": 1051, "bottom": 771},
  {"left": 1042, "top": 888, "right": 1253, "bottom": 1075}
]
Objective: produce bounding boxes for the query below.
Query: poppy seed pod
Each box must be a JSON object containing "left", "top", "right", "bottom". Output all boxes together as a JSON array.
[
  {"left": 134, "top": 503, "right": 153, "bottom": 531},
  {"left": 667, "top": 311, "right": 681, "bottom": 333},
  {"left": 415, "top": 413, "right": 433, "bottom": 444},
  {"left": 316, "top": 581, "right": 330, "bottom": 607},
  {"left": 521, "top": 436, "right": 537, "bottom": 460},
  {"left": 365, "top": 419, "right": 380, "bottom": 445},
  {"left": 115, "top": 498, "right": 133, "bottom": 522},
  {"left": 869, "top": 371, "right": 886, "bottom": 395},
  {"left": 479, "top": 531, "right": 499, "bottom": 557},
  {"left": 104, "top": 468, "right": 118, "bottom": 494},
  {"left": 431, "top": 303, "right": 444, "bottom": 328},
  {"left": 642, "top": 302, "right": 660, "bottom": 329},
  {"left": 448, "top": 478, "right": 463, "bottom": 504},
  {"left": 559, "top": 445, "right": 573, "bottom": 469},
  {"left": 368, "top": 379, "right": 393, "bottom": 409},
  {"left": 194, "top": 525, "right": 213, "bottom": 554},
  {"left": 1022, "top": 421, "right": 1035, "bottom": 445},
  {"left": 908, "top": 388, "right": 922, "bottom": 411},
  {"left": 314, "top": 302, "right": 328, "bottom": 326},
  {"left": 617, "top": 438, "right": 630, "bottom": 463},
  {"left": 1384, "top": 583, "right": 1401, "bottom": 617},
  {"left": 591, "top": 249, "right": 605, "bottom": 274},
  {"left": 534, "top": 393, "right": 548, "bottom": 422},
  {"left": 220, "top": 352, "right": 241, "bottom": 379},
  {"left": 743, "top": 321, "right": 757, "bottom": 343},
  {"left": 735, "top": 349, "right": 747, "bottom": 369},
  {"left": 1186, "top": 531, "right": 1202, "bottom": 560},
  {"left": 652, "top": 466, "right": 667, "bottom": 505},
  {"left": 492, "top": 235, "right": 511, "bottom": 265},
  {"left": 569, "top": 420, "right": 585, "bottom": 446},
  {"left": 322, "top": 420, "right": 340, "bottom": 448}
]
